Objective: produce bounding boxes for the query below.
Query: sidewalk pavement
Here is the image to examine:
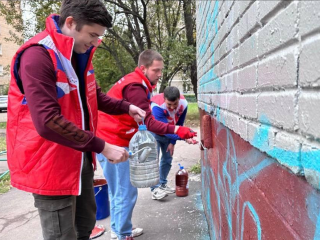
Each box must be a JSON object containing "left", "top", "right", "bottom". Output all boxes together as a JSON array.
[{"left": 0, "top": 127, "right": 210, "bottom": 240}]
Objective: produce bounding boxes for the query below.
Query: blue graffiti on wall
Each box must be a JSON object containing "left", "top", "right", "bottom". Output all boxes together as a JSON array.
[
  {"left": 198, "top": 0, "right": 219, "bottom": 86},
  {"left": 241, "top": 202, "right": 261, "bottom": 240},
  {"left": 197, "top": 1, "right": 320, "bottom": 238},
  {"left": 201, "top": 119, "right": 320, "bottom": 239},
  {"left": 201, "top": 120, "right": 274, "bottom": 239},
  {"left": 250, "top": 115, "right": 320, "bottom": 189}
]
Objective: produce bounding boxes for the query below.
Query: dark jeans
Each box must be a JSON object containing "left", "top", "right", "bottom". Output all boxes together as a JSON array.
[{"left": 33, "top": 154, "right": 96, "bottom": 240}]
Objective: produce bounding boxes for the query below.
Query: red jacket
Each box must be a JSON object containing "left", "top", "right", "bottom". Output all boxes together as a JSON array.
[
  {"left": 7, "top": 14, "right": 98, "bottom": 196},
  {"left": 97, "top": 67, "right": 152, "bottom": 147}
]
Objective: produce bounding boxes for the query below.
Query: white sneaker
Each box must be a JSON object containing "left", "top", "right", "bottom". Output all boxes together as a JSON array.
[
  {"left": 111, "top": 227, "right": 144, "bottom": 239},
  {"left": 132, "top": 228, "right": 143, "bottom": 237},
  {"left": 159, "top": 184, "right": 175, "bottom": 194},
  {"left": 111, "top": 230, "right": 117, "bottom": 239},
  {"left": 151, "top": 187, "right": 168, "bottom": 200}
]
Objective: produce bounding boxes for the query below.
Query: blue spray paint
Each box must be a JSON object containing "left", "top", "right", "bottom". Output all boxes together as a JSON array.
[
  {"left": 250, "top": 115, "right": 320, "bottom": 186},
  {"left": 202, "top": 122, "right": 270, "bottom": 239},
  {"left": 198, "top": 1, "right": 320, "bottom": 238},
  {"left": 314, "top": 212, "right": 320, "bottom": 240},
  {"left": 241, "top": 202, "right": 262, "bottom": 240},
  {"left": 306, "top": 192, "right": 320, "bottom": 240}
]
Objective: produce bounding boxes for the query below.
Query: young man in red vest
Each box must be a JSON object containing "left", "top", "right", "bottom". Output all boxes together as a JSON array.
[
  {"left": 149, "top": 86, "right": 198, "bottom": 198},
  {"left": 96, "top": 49, "right": 197, "bottom": 239},
  {"left": 7, "top": 1, "right": 145, "bottom": 240}
]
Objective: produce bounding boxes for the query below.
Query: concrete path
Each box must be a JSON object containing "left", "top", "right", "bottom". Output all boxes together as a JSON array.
[
  {"left": 0, "top": 127, "right": 210, "bottom": 240},
  {"left": 0, "top": 112, "right": 7, "bottom": 123}
]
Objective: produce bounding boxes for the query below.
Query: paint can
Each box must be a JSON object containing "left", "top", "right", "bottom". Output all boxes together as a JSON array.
[{"left": 94, "top": 178, "right": 110, "bottom": 220}]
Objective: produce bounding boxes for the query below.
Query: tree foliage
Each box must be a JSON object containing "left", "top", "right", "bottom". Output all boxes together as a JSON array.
[
  {"left": 103, "top": 0, "right": 196, "bottom": 93},
  {"left": 93, "top": 40, "right": 135, "bottom": 91},
  {"left": 0, "top": 0, "right": 61, "bottom": 45},
  {"left": 0, "top": 0, "right": 25, "bottom": 45},
  {"left": 181, "top": 0, "right": 197, "bottom": 97},
  {"left": 0, "top": 0, "right": 197, "bottom": 94}
]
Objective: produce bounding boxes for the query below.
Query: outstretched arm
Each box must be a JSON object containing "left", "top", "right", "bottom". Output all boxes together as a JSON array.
[{"left": 123, "top": 84, "right": 196, "bottom": 139}]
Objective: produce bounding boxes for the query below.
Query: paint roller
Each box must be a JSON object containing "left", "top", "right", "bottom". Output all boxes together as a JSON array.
[{"left": 129, "top": 146, "right": 152, "bottom": 162}]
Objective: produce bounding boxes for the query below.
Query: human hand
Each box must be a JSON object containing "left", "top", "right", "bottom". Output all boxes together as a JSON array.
[
  {"left": 129, "top": 104, "right": 146, "bottom": 123},
  {"left": 166, "top": 143, "right": 175, "bottom": 156},
  {"left": 101, "top": 142, "right": 129, "bottom": 164},
  {"left": 175, "top": 126, "right": 197, "bottom": 139},
  {"left": 185, "top": 138, "right": 198, "bottom": 145}
]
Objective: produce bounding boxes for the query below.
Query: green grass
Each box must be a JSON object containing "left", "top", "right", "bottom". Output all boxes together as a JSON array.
[
  {"left": 186, "top": 102, "right": 199, "bottom": 121},
  {"left": 0, "top": 122, "right": 6, "bottom": 129},
  {"left": 184, "top": 94, "right": 197, "bottom": 103},
  {"left": 0, "top": 136, "right": 6, "bottom": 151},
  {"left": 189, "top": 161, "right": 201, "bottom": 174},
  {"left": 0, "top": 173, "right": 11, "bottom": 194},
  {"left": 0, "top": 134, "right": 9, "bottom": 194},
  {"left": 186, "top": 102, "right": 200, "bottom": 173},
  {"left": 185, "top": 102, "right": 199, "bottom": 127}
]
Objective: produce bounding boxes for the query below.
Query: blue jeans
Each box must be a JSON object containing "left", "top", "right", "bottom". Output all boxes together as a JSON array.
[
  {"left": 96, "top": 151, "right": 137, "bottom": 239},
  {"left": 150, "top": 134, "right": 173, "bottom": 191}
]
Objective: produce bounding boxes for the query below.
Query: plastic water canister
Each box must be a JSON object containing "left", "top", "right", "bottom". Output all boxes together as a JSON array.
[
  {"left": 175, "top": 164, "right": 189, "bottom": 197},
  {"left": 129, "top": 123, "right": 159, "bottom": 188}
]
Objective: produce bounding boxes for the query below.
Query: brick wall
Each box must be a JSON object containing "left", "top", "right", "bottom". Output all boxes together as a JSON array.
[{"left": 197, "top": 1, "right": 320, "bottom": 239}]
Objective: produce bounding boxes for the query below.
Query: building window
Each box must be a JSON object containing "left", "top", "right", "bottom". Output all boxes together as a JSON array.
[{"left": 0, "top": 65, "right": 3, "bottom": 76}]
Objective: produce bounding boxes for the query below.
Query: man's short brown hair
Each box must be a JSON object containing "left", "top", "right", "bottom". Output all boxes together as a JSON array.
[
  {"left": 138, "top": 49, "right": 163, "bottom": 68},
  {"left": 59, "top": 0, "right": 113, "bottom": 31}
]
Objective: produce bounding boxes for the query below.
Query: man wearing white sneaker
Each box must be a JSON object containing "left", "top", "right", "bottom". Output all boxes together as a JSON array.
[
  {"left": 150, "top": 86, "right": 198, "bottom": 200},
  {"left": 96, "top": 50, "right": 197, "bottom": 239},
  {"left": 110, "top": 228, "right": 143, "bottom": 240}
]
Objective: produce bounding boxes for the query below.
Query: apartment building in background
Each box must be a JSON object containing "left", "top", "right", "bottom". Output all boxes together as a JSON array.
[
  {"left": 170, "top": 73, "right": 194, "bottom": 94},
  {"left": 155, "top": 73, "right": 194, "bottom": 95},
  {"left": 0, "top": 13, "right": 20, "bottom": 94}
]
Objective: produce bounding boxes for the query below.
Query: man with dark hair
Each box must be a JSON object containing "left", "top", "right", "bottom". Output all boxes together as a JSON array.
[
  {"left": 7, "top": 1, "right": 145, "bottom": 240},
  {"left": 58, "top": 0, "right": 113, "bottom": 30},
  {"left": 96, "top": 49, "right": 197, "bottom": 239},
  {"left": 149, "top": 86, "right": 198, "bottom": 199}
]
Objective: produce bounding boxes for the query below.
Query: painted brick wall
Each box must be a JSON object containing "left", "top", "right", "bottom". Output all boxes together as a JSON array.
[{"left": 197, "top": 1, "right": 320, "bottom": 239}]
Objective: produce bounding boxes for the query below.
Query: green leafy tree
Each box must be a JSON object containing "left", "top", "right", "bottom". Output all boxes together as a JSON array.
[
  {"left": 0, "top": 0, "right": 197, "bottom": 95},
  {"left": 182, "top": 0, "right": 197, "bottom": 97},
  {"left": 0, "top": 0, "right": 61, "bottom": 45},
  {"left": 93, "top": 40, "right": 135, "bottom": 92},
  {"left": 102, "top": 0, "right": 196, "bottom": 93}
]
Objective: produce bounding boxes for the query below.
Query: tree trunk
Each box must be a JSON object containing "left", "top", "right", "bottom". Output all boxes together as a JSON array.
[
  {"left": 159, "top": 84, "right": 166, "bottom": 93},
  {"left": 190, "top": 59, "right": 197, "bottom": 98},
  {"left": 182, "top": 0, "right": 197, "bottom": 98}
]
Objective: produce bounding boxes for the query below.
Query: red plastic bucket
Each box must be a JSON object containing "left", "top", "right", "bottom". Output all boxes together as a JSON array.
[{"left": 94, "top": 179, "right": 110, "bottom": 220}]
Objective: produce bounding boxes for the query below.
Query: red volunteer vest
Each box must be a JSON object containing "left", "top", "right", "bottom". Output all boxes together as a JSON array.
[
  {"left": 97, "top": 67, "right": 152, "bottom": 147},
  {"left": 7, "top": 14, "right": 98, "bottom": 196}
]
